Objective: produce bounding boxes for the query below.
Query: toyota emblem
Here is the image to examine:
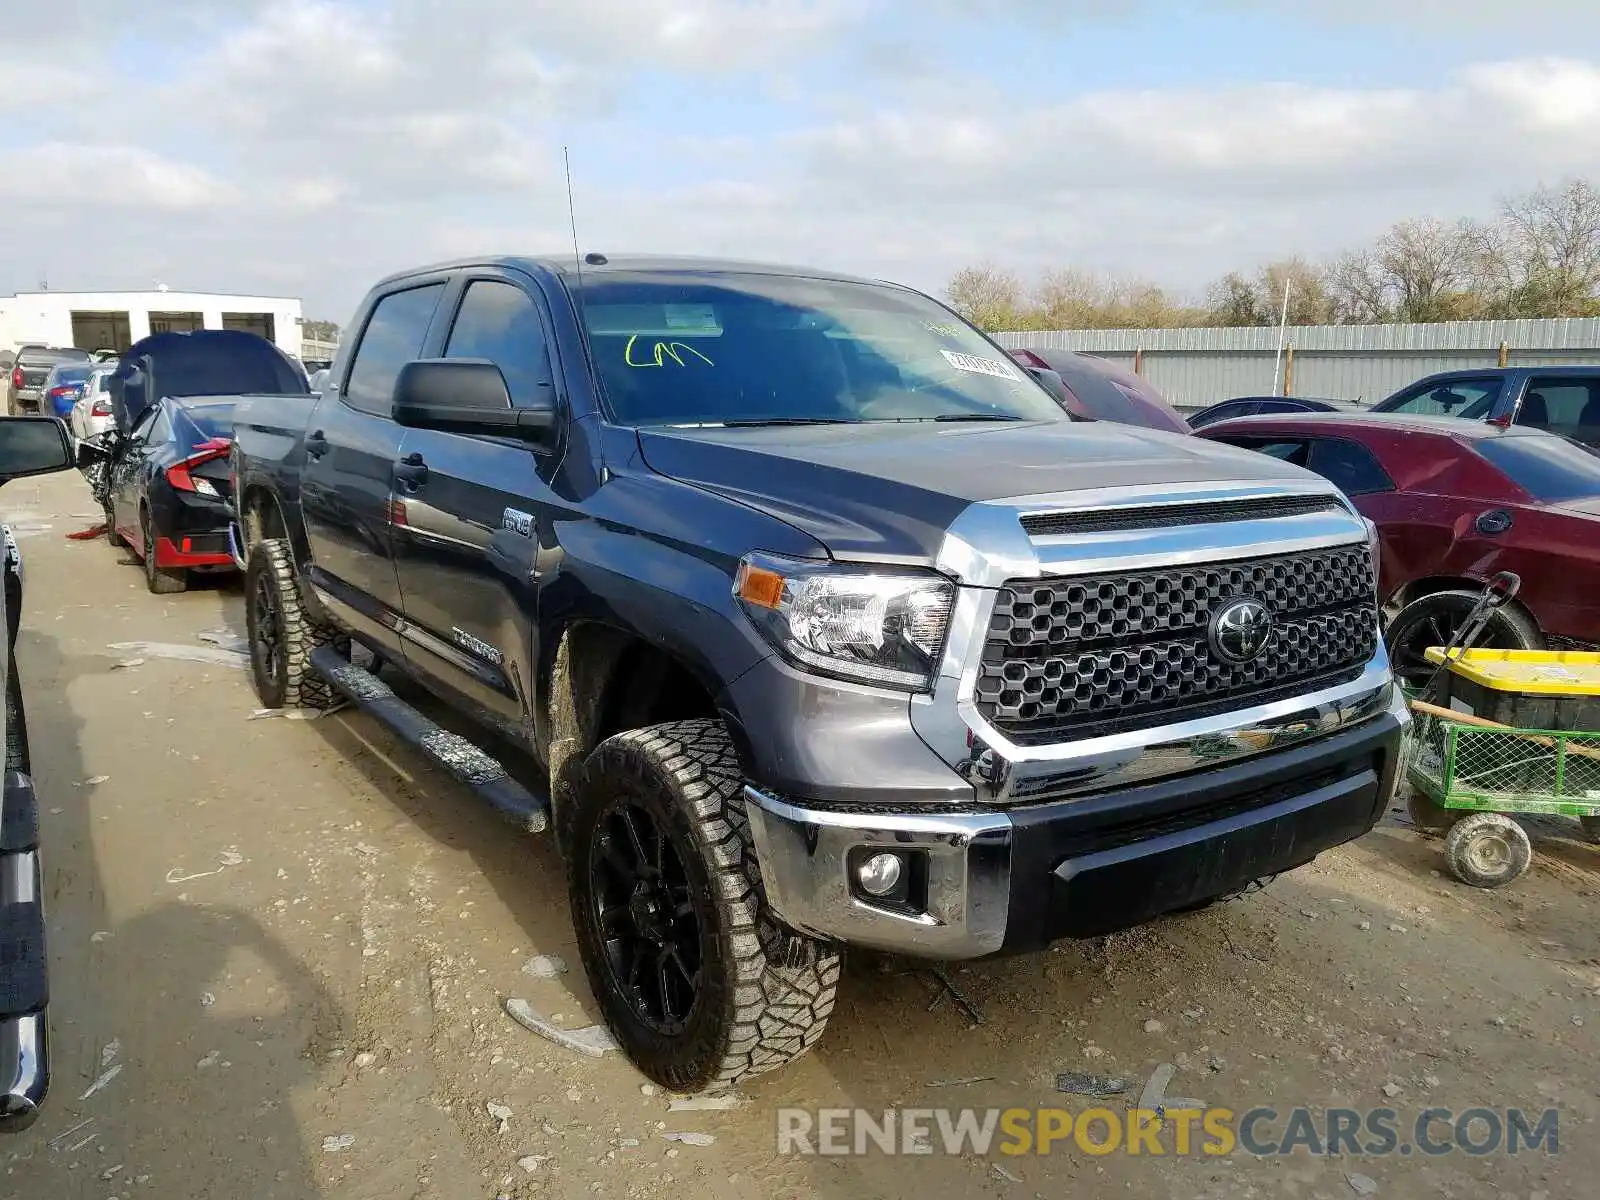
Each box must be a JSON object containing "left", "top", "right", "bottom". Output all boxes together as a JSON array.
[{"left": 1208, "top": 598, "right": 1273, "bottom": 665}]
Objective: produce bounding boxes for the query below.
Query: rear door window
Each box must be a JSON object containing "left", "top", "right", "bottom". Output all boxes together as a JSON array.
[
  {"left": 1517, "top": 376, "right": 1600, "bottom": 444},
  {"left": 343, "top": 284, "right": 447, "bottom": 415},
  {"left": 1378, "top": 377, "right": 1503, "bottom": 419},
  {"left": 1305, "top": 438, "right": 1394, "bottom": 496}
]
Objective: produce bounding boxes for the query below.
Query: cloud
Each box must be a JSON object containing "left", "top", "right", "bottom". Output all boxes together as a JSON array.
[{"left": 2, "top": 0, "right": 1599, "bottom": 325}]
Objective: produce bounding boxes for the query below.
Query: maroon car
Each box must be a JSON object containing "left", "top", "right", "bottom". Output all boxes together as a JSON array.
[
  {"left": 1007, "top": 347, "right": 1191, "bottom": 435},
  {"left": 1196, "top": 413, "right": 1600, "bottom": 687}
]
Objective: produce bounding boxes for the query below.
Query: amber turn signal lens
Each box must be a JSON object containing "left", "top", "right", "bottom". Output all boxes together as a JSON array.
[{"left": 735, "top": 562, "right": 786, "bottom": 609}]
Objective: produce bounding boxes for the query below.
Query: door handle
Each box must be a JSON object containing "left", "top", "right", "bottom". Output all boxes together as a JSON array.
[
  {"left": 305, "top": 430, "right": 329, "bottom": 459},
  {"left": 394, "top": 452, "right": 429, "bottom": 489}
]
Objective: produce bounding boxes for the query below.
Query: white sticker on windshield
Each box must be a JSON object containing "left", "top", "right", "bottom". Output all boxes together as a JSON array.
[
  {"left": 663, "top": 305, "right": 722, "bottom": 334},
  {"left": 941, "top": 349, "right": 1023, "bottom": 381}
]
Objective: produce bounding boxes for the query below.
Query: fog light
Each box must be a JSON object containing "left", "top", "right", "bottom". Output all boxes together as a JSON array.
[{"left": 856, "top": 852, "right": 904, "bottom": 898}]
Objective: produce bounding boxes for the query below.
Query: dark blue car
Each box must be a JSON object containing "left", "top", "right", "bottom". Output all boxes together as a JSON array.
[{"left": 1370, "top": 366, "right": 1600, "bottom": 446}]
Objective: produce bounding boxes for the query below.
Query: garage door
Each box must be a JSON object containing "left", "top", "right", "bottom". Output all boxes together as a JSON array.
[
  {"left": 222, "top": 312, "right": 276, "bottom": 342},
  {"left": 70, "top": 311, "right": 132, "bottom": 352}
]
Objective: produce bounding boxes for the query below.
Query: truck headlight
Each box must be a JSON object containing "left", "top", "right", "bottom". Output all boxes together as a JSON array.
[{"left": 734, "top": 552, "right": 955, "bottom": 692}]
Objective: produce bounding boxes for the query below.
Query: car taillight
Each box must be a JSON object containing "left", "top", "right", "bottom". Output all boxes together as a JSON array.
[
  {"left": 91, "top": 400, "right": 113, "bottom": 416},
  {"left": 9, "top": 368, "right": 21, "bottom": 389},
  {"left": 167, "top": 437, "right": 232, "bottom": 498},
  {"left": 48, "top": 386, "right": 73, "bottom": 400}
]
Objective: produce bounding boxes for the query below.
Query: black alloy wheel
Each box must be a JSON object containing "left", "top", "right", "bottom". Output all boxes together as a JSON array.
[
  {"left": 1384, "top": 590, "right": 1542, "bottom": 692},
  {"left": 587, "top": 795, "right": 705, "bottom": 1036},
  {"left": 251, "top": 563, "right": 285, "bottom": 694}
]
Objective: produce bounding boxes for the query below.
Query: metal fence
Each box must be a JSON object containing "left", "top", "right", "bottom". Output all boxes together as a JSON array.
[{"left": 997, "top": 318, "right": 1600, "bottom": 411}]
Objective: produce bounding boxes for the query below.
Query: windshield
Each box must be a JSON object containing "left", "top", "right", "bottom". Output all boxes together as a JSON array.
[
  {"left": 1377, "top": 377, "right": 1502, "bottom": 419},
  {"left": 579, "top": 272, "right": 1069, "bottom": 427},
  {"left": 1477, "top": 434, "right": 1600, "bottom": 503},
  {"left": 52, "top": 366, "right": 91, "bottom": 385}
]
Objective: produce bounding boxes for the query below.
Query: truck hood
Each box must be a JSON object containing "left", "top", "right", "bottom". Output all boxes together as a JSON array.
[{"left": 636, "top": 419, "right": 1318, "bottom": 562}]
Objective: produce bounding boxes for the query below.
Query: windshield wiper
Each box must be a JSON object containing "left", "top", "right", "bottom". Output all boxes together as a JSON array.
[
  {"left": 719, "top": 417, "right": 861, "bottom": 427},
  {"left": 927, "top": 413, "right": 1026, "bottom": 423}
]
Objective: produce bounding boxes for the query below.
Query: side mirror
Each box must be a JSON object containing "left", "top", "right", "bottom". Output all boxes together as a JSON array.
[
  {"left": 391, "top": 359, "right": 555, "bottom": 442},
  {"left": 0, "top": 417, "right": 76, "bottom": 486}
]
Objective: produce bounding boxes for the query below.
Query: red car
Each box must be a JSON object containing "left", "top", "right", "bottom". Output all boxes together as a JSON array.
[
  {"left": 1007, "top": 347, "right": 1191, "bottom": 435},
  {"left": 1196, "top": 413, "right": 1600, "bottom": 687}
]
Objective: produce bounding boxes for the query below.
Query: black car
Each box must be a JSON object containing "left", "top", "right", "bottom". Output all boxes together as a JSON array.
[
  {"left": 0, "top": 415, "right": 81, "bottom": 1130},
  {"left": 6, "top": 347, "right": 92, "bottom": 415},
  {"left": 103, "top": 396, "right": 241, "bottom": 593},
  {"left": 1187, "top": 395, "right": 1354, "bottom": 428},
  {"left": 92, "top": 330, "right": 309, "bottom": 594},
  {"left": 1368, "top": 366, "right": 1600, "bottom": 446}
]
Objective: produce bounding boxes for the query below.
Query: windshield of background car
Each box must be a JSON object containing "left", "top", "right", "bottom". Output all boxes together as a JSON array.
[
  {"left": 1377, "top": 378, "right": 1502, "bottom": 419},
  {"left": 52, "top": 365, "right": 91, "bottom": 385},
  {"left": 1477, "top": 434, "right": 1600, "bottom": 503},
  {"left": 579, "top": 272, "right": 1069, "bottom": 426}
]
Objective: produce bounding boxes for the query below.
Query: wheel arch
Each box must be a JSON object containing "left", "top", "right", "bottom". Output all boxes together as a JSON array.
[{"left": 542, "top": 620, "right": 742, "bottom": 835}]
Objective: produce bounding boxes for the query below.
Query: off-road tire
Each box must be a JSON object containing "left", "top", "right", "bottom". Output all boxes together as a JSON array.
[
  {"left": 1406, "top": 787, "right": 1457, "bottom": 835},
  {"left": 141, "top": 507, "right": 187, "bottom": 595},
  {"left": 566, "top": 718, "right": 841, "bottom": 1092},
  {"left": 245, "top": 537, "right": 345, "bottom": 710},
  {"left": 1444, "top": 811, "right": 1532, "bottom": 889}
]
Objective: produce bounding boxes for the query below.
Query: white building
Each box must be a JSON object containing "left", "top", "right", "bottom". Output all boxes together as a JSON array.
[{"left": 0, "top": 289, "right": 304, "bottom": 360}]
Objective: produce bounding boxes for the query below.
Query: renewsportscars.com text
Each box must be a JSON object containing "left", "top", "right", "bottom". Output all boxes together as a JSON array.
[{"left": 776, "top": 1106, "right": 1559, "bottom": 1159}]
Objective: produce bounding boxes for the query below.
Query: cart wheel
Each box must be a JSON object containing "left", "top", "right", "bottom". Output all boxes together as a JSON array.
[
  {"left": 1406, "top": 788, "right": 1457, "bottom": 835},
  {"left": 1580, "top": 814, "right": 1600, "bottom": 846},
  {"left": 1444, "top": 812, "right": 1532, "bottom": 889}
]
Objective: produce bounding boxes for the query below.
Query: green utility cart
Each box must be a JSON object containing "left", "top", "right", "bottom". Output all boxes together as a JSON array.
[{"left": 1407, "top": 647, "right": 1600, "bottom": 888}]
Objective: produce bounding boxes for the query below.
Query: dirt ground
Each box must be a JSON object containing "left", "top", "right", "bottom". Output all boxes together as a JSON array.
[{"left": 1, "top": 469, "right": 1596, "bottom": 1200}]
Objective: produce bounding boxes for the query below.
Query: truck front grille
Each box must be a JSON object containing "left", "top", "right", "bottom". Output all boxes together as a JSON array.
[{"left": 975, "top": 544, "right": 1378, "bottom": 745}]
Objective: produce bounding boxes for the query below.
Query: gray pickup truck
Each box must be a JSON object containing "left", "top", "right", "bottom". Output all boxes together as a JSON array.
[{"left": 227, "top": 254, "right": 1408, "bottom": 1092}]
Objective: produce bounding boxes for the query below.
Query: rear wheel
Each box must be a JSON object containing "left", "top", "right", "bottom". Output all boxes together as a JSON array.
[
  {"left": 141, "top": 507, "right": 186, "bottom": 594},
  {"left": 103, "top": 499, "right": 124, "bottom": 549},
  {"left": 567, "top": 719, "right": 840, "bottom": 1092},
  {"left": 245, "top": 537, "right": 344, "bottom": 709},
  {"left": 1385, "top": 590, "right": 1542, "bottom": 692}
]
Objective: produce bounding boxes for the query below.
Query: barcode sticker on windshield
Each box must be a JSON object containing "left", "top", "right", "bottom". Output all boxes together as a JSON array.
[{"left": 941, "top": 350, "right": 1022, "bottom": 381}]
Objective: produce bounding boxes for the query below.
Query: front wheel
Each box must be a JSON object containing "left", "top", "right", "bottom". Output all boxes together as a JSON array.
[{"left": 567, "top": 719, "right": 841, "bottom": 1092}]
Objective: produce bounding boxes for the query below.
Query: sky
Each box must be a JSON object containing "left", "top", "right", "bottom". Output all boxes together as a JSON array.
[{"left": 4, "top": 1, "right": 1599, "bottom": 324}]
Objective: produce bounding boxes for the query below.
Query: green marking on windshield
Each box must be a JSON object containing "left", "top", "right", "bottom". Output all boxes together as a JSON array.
[{"left": 623, "top": 335, "right": 716, "bottom": 368}]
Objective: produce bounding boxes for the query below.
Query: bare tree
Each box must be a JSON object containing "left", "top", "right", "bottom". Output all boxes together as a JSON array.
[
  {"left": 944, "top": 265, "right": 1027, "bottom": 331},
  {"left": 1499, "top": 179, "right": 1600, "bottom": 317},
  {"left": 1206, "top": 272, "right": 1268, "bottom": 326},
  {"left": 1257, "top": 257, "right": 1336, "bottom": 326},
  {"left": 943, "top": 177, "right": 1600, "bottom": 332}
]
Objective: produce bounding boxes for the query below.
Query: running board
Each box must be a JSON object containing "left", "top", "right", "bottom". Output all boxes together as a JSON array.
[
  {"left": 309, "top": 646, "right": 549, "bottom": 834},
  {"left": 1, "top": 770, "right": 50, "bottom": 1132}
]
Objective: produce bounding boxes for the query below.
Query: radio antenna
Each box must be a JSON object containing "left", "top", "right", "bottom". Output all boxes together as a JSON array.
[{"left": 563, "top": 146, "right": 583, "bottom": 292}]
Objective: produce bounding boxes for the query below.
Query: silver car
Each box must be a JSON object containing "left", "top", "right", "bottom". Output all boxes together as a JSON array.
[{"left": 68, "top": 365, "right": 117, "bottom": 444}]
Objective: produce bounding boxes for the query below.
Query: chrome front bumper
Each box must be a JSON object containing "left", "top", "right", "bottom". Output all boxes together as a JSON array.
[{"left": 745, "top": 682, "right": 1410, "bottom": 959}]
